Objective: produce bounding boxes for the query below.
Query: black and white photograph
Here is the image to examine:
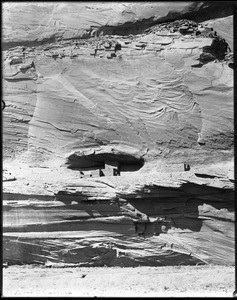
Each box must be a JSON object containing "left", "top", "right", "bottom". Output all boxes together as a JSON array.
[{"left": 2, "top": 1, "right": 235, "bottom": 297}]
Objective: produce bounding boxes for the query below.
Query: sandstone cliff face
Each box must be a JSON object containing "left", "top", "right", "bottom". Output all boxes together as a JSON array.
[{"left": 2, "top": 2, "right": 234, "bottom": 266}]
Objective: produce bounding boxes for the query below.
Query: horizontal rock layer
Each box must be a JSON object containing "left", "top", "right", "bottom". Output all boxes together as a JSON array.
[
  {"left": 3, "top": 169, "right": 234, "bottom": 266},
  {"left": 2, "top": 2, "right": 233, "bottom": 48}
]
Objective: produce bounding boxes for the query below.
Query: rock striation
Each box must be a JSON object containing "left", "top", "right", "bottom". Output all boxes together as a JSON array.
[{"left": 2, "top": 2, "right": 234, "bottom": 267}]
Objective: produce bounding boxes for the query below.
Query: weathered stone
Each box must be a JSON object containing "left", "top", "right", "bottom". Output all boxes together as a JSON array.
[{"left": 2, "top": 2, "right": 234, "bottom": 267}]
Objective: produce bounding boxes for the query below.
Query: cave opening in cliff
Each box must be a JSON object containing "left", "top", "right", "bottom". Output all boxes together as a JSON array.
[{"left": 66, "top": 152, "right": 145, "bottom": 176}]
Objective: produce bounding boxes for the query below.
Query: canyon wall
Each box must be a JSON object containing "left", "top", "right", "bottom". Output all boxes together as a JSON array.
[{"left": 2, "top": 2, "right": 234, "bottom": 266}]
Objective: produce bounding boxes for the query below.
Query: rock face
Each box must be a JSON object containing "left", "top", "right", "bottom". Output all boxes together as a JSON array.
[{"left": 2, "top": 2, "right": 234, "bottom": 267}]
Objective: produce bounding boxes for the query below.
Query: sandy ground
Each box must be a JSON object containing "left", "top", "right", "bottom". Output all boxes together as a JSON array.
[{"left": 2, "top": 265, "right": 235, "bottom": 297}]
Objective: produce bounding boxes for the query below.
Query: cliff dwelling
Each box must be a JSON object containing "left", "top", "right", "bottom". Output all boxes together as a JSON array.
[{"left": 66, "top": 150, "right": 145, "bottom": 178}]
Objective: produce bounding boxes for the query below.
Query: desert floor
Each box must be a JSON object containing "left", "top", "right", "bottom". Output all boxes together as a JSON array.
[{"left": 2, "top": 265, "right": 235, "bottom": 297}]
